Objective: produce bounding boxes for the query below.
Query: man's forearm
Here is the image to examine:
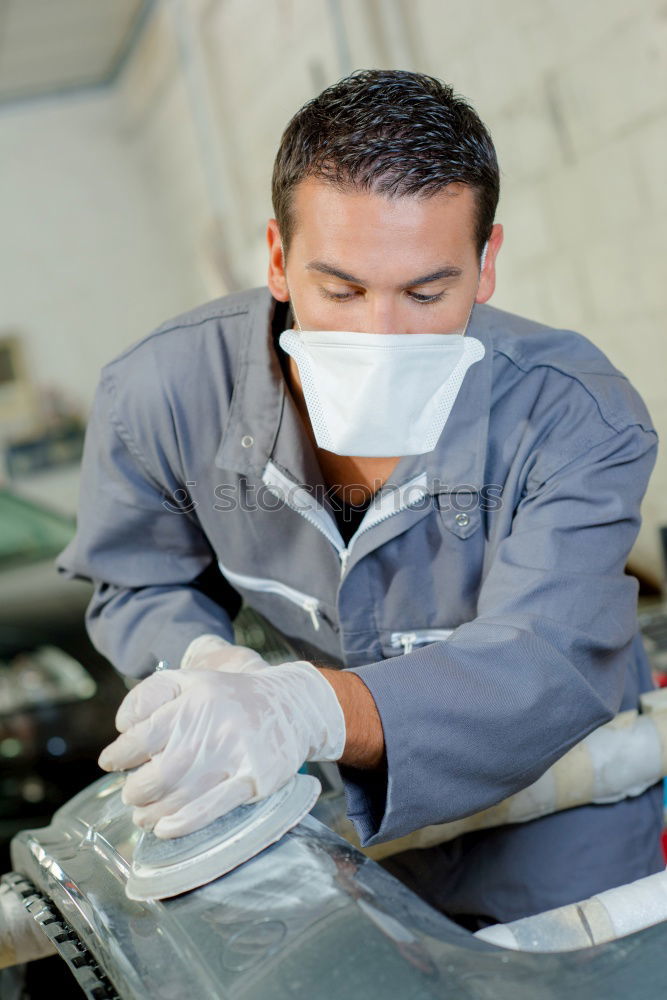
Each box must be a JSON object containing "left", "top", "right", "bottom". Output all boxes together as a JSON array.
[{"left": 316, "top": 667, "right": 385, "bottom": 769}]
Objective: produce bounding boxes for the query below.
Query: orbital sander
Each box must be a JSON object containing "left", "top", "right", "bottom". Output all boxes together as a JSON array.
[
  {"left": 126, "top": 773, "right": 321, "bottom": 901},
  {"left": 124, "top": 658, "right": 322, "bottom": 901}
]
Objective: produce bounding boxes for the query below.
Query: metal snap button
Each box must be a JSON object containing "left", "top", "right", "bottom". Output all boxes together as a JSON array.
[
  {"left": 455, "top": 512, "right": 470, "bottom": 527},
  {"left": 241, "top": 435, "right": 254, "bottom": 448}
]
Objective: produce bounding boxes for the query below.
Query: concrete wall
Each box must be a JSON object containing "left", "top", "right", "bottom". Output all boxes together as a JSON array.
[
  {"left": 412, "top": 0, "right": 667, "bottom": 578},
  {"left": 0, "top": 88, "right": 204, "bottom": 415}
]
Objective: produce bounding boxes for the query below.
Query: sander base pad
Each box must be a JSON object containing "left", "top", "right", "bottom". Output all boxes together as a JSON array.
[{"left": 126, "top": 773, "right": 321, "bottom": 901}]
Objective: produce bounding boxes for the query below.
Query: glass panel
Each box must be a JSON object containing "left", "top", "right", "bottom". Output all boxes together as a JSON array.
[{"left": 0, "top": 489, "right": 74, "bottom": 569}]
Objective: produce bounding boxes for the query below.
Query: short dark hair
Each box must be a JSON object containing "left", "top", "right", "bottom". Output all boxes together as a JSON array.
[{"left": 272, "top": 69, "right": 500, "bottom": 259}]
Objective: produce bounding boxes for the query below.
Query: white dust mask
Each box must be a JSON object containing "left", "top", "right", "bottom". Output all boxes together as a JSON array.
[{"left": 279, "top": 243, "right": 488, "bottom": 457}]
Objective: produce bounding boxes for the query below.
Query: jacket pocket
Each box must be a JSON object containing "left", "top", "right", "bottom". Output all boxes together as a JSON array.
[
  {"left": 384, "top": 627, "right": 455, "bottom": 656},
  {"left": 435, "top": 492, "right": 481, "bottom": 540}
]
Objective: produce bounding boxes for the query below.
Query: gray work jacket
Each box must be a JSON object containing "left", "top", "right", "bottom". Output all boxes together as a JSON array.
[{"left": 57, "top": 286, "right": 661, "bottom": 918}]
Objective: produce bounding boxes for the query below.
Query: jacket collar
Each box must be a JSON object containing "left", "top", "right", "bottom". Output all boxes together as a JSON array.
[
  {"left": 214, "top": 286, "right": 494, "bottom": 497},
  {"left": 213, "top": 286, "right": 285, "bottom": 477}
]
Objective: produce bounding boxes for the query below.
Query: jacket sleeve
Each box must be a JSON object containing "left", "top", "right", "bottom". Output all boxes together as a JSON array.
[
  {"left": 55, "top": 374, "right": 238, "bottom": 677},
  {"left": 341, "top": 420, "right": 659, "bottom": 847}
]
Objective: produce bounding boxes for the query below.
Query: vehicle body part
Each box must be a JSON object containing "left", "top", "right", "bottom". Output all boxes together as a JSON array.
[{"left": 3, "top": 774, "right": 667, "bottom": 999}]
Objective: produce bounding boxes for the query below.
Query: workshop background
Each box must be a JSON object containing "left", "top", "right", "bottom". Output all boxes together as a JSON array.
[
  {"left": 1, "top": 0, "right": 667, "bottom": 848},
  {"left": 1, "top": 0, "right": 666, "bottom": 578},
  {"left": 0, "top": 2, "right": 666, "bottom": 995}
]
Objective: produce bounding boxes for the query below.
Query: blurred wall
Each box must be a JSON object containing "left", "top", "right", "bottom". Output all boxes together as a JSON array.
[
  {"left": 1, "top": 0, "right": 665, "bottom": 577},
  {"left": 0, "top": 89, "right": 204, "bottom": 405}
]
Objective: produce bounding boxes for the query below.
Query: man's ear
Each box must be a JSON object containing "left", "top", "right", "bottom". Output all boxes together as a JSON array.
[
  {"left": 267, "top": 219, "right": 290, "bottom": 302},
  {"left": 476, "top": 223, "right": 503, "bottom": 304}
]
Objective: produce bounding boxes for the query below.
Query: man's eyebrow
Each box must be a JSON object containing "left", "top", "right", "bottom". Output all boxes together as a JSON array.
[{"left": 305, "top": 260, "right": 463, "bottom": 287}]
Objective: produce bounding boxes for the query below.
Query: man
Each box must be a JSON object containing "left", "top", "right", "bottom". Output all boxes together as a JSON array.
[{"left": 56, "top": 69, "right": 664, "bottom": 930}]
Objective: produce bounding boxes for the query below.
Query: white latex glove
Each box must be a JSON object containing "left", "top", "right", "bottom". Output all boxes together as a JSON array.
[
  {"left": 180, "top": 633, "right": 268, "bottom": 673},
  {"left": 97, "top": 658, "right": 345, "bottom": 838}
]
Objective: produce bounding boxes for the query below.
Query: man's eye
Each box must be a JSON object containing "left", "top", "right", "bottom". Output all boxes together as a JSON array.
[
  {"left": 318, "top": 288, "right": 446, "bottom": 304},
  {"left": 319, "top": 288, "right": 356, "bottom": 301},
  {"left": 408, "top": 291, "right": 445, "bottom": 305}
]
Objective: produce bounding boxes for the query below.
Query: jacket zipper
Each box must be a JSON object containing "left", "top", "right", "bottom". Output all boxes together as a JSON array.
[
  {"left": 262, "top": 460, "right": 430, "bottom": 581},
  {"left": 217, "top": 559, "right": 322, "bottom": 631},
  {"left": 390, "top": 628, "right": 455, "bottom": 655},
  {"left": 217, "top": 558, "right": 455, "bottom": 649},
  {"left": 221, "top": 464, "right": 433, "bottom": 634}
]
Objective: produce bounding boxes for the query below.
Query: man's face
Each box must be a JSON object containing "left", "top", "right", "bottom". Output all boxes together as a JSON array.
[{"left": 267, "top": 176, "right": 503, "bottom": 335}]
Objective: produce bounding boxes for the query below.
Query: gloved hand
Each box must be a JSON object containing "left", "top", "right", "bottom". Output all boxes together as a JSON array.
[
  {"left": 180, "top": 633, "right": 268, "bottom": 673},
  {"left": 97, "top": 656, "right": 345, "bottom": 839}
]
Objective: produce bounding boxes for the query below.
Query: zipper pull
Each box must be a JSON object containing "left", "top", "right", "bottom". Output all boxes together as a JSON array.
[
  {"left": 302, "top": 597, "right": 321, "bottom": 631},
  {"left": 398, "top": 632, "right": 417, "bottom": 655},
  {"left": 339, "top": 548, "right": 350, "bottom": 579}
]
